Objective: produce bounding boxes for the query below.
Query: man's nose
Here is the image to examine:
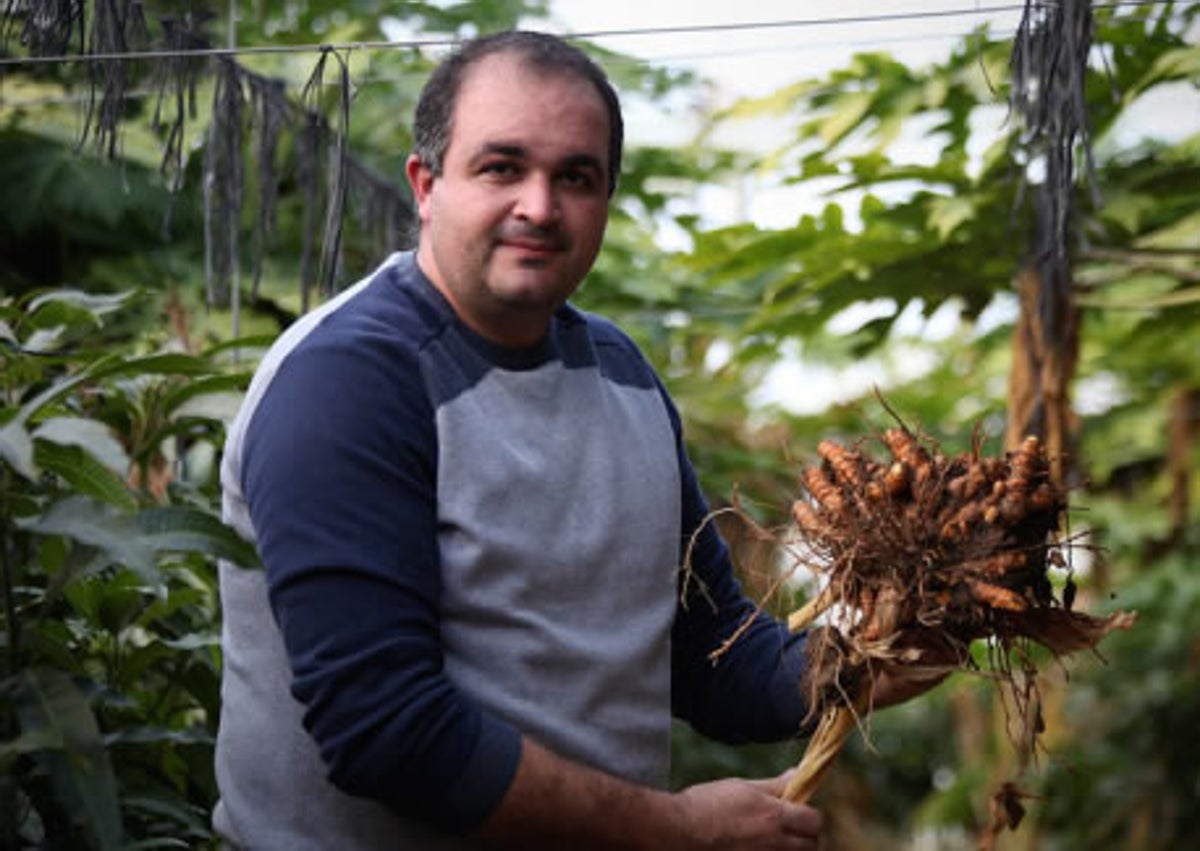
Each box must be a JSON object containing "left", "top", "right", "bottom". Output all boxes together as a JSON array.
[{"left": 513, "top": 174, "right": 560, "bottom": 226}]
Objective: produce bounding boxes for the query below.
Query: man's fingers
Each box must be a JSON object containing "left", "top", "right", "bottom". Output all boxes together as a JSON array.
[{"left": 748, "top": 767, "right": 796, "bottom": 798}]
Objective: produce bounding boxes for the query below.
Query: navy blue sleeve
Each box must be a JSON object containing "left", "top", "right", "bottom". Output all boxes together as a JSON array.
[
  {"left": 241, "top": 332, "right": 521, "bottom": 832},
  {"left": 661, "top": 388, "right": 812, "bottom": 743}
]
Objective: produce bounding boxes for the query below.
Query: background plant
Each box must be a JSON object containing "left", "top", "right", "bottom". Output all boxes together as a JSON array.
[{"left": 1, "top": 1, "right": 1197, "bottom": 848}]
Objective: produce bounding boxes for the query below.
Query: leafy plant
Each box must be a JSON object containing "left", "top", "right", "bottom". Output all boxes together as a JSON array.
[{"left": 0, "top": 289, "right": 256, "bottom": 849}]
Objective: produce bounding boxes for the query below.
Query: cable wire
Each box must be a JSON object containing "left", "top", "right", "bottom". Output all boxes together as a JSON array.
[{"left": 0, "top": 1, "right": 1172, "bottom": 69}]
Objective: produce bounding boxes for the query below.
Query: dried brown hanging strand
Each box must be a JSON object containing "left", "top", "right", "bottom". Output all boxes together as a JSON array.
[
  {"left": 320, "top": 47, "right": 352, "bottom": 297},
  {"left": 81, "top": 0, "right": 148, "bottom": 159},
  {"left": 203, "top": 55, "right": 245, "bottom": 309},
  {"left": 247, "top": 72, "right": 288, "bottom": 298},
  {"left": 152, "top": 12, "right": 210, "bottom": 198},
  {"left": 1009, "top": 0, "right": 1095, "bottom": 459},
  {"left": 295, "top": 106, "right": 322, "bottom": 314},
  {"left": 300, "top": 46, "right": 353, "bottom": 300},
  {"left": 5, "top": 0, "right": 86, "bottom": 58},
  {"left": 347, "top": 156, "right": 418, "bottom": 258}
]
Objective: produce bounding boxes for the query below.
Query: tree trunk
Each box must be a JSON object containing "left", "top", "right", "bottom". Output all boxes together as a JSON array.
[
  {"left": 1167, "top": 385, "right": 1198, "bottom": 545},
  {"left": 1004, "top": 263, "right": 1079, "bottom": 482}
]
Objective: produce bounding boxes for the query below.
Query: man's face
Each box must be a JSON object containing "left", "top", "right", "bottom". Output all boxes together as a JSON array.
[{"left": 407, "top": 52, "right": 612, "bottom": 348}]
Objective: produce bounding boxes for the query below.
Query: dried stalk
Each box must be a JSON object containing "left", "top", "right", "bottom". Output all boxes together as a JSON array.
[
  {"left": 782, "top": 695, "right": 867, "bottom": 803},
  {"left": 786, "top": 584, "right": 836, "bottom": 634}
]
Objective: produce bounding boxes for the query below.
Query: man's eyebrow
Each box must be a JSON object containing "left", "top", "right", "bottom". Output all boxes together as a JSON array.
[
  {"left": 469, "top": 143, "right": 605, "bottom": 174},
  {"left": 472, "top": 142, "right": 527, "bottom": 161}
]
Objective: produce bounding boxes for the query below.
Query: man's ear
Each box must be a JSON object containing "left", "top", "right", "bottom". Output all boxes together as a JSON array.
[{"left": 405, "top": 154, "right": 435, "bottom": 221}]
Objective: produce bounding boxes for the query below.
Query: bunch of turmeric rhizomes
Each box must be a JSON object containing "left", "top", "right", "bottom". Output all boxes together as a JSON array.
[{"left": 780, "top": 425, "right": 1136, "bottom": 804}]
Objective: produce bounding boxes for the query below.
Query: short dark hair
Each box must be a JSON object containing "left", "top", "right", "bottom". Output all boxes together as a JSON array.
[{"left": 412, "top": 30, "right": 624, "bottom": 196}]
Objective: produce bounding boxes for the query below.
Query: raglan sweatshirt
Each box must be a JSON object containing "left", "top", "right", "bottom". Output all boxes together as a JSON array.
[{"left": 213, "top": 252, "right": 809, "bottom": 850}]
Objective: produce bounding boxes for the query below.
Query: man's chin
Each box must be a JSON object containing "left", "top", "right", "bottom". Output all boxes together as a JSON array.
[{"left": 490, "top": 274, "right": 576, "bottom": 308}]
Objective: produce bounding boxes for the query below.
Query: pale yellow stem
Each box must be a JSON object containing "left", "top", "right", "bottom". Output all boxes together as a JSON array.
[
  {"left": 781, "top": 697, "right": 866, "bottom": 803},
  {"left": 786, "top": 585, "right": 837, "bottom": 633}
]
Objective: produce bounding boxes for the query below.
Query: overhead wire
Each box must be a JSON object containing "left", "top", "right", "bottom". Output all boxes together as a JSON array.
[
  {"left": 0, "top": 25, "right": 1030, "bottom": 109},
  {"left": 0, "top": 0, "right": 1173, "bottom": 69}
]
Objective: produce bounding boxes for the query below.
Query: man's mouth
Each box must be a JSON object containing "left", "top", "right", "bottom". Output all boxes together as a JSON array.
[{"left": 501, "top": 239, "right": 561, "bottom": 255}]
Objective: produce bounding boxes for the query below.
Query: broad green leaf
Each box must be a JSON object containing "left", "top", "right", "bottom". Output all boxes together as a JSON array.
[
  {"left": 9, "top": 352, "right": 124, "bottom": 427},
  {"left": 33, "top": 416, "right": 130, "bottom": 474},
  {"left": 159, "top": 373, "right": 250, "bottom": 418},
  {"left": 1128, "top": 45, "right": 1200, "bottom": 96},
  {"left": 1099, "top": 190, "right": 1158, "bottom": 234},
  {"left": 26, "top": 289, "right": 135, "bottom": 317},
  {"left": 12, "top": 667, "right": 123, "bottom": 851},
  {"left": 0, "top": 727, "right": 65, "bottom": 773},
  {"left": 35, "top": 441, "right": 138, "bottom": 510},
  {"left": 24, "top": 325, "right": 67, "bottom": 352},
  {"left": 0, "top": 419, "right": 37, "bottom": 479},
  {"left": 161, "top": 633, "right": 221, "bottom": 651},
  {"left": 816, "top": 89, "right": 875, "bottom": 148},
  {"left": 201, "top": 333, "right": 277, "bottom": 363},
  {"left": 64, "top": 568, "right": 148, "bottom": 633},
  {"left": 1135, "top": 208, "right": 1200, "bottom": 250},
  {"left": 170, "top": 393, "right": 243, "bottom": 431},
  {"left": 134, "top": 505, "right": 261, "bottom": 567},
  {"left": 103, "top": 726, "right": 213, "bottom": 746},
  {"left": 927, "top": 195, "right": 977, "bottom": 241},
  {"left": 20, "top": 496, "right": 158, "bottom": 581},
  {"left": 93, "top": 352, "right": 217, "bottom": 380},
  {"left": 1079, "top": 285, "right": 1200, "bottom": 311}
]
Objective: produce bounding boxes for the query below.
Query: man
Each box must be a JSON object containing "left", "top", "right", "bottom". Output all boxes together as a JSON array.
[{"left": 214, "top": 30, "right": 919, "bottom": 850}]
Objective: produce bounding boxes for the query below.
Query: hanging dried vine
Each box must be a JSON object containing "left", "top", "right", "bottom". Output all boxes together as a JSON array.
[
  {"left": 348, "top": 156, "right": 415, "bottom": 263},
  {"left": 81, "top": 0, "right": 149, "bottom": 159},
  {"left": 247, "top": 72, "right": 287, "bottom": 297},
  {"left": 301, "top": 47, "right": 352, "bottom": 302},
  {"left": 4, "top": 0, "right": 85, "bottom": 57},
  {"left": 202, "top": 56, "right": 244, "bottom": 309},
  {"left": 151, "top": 11, "right": 210, "bottom": 196},
  {"left": 1006, "top": 0, "right": 1096, "bottom": 473},
  {"left": 0, "top": 1, "right": 414, "bottom": 315}
]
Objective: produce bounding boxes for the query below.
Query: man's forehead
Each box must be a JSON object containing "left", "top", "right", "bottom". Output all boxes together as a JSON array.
[
  {"left": 454, "top": 52, "right": 608, "bottom": 123},
  {"left": 449, "top": 52, "right": 610, "bottom": 158}
]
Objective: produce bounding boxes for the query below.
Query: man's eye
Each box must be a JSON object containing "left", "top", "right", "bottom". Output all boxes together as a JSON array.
[
  {"left": 560, "top": 170, "right": 596, "bottom": 190},
  {"left": 482, "top": 161, "right": 519, "bottom": 177}
]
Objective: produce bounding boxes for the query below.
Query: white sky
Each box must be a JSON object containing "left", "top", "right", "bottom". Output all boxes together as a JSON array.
[{"left": 548, "top": 0, "right": 1024, "bottom": 100}]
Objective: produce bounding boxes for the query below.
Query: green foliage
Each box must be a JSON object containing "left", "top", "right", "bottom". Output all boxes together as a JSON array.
[
  {"left": 1, "top": 288, "right": 253, "bottom": 848},
  {"left": 0, "top": 129, "right": 198, "bottom": 298},
  {"left": 650, "top": 6, "right": 1200, "bottom": 847},
  {"left": 1, "top": 0, "right": 1197, "bottom": 846},
  {"left": 1035, "top": 549, "right": 1200, "bottom": 850}
]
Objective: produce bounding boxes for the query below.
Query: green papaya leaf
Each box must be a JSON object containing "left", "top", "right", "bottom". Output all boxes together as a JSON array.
[
  {"left": 927, "top": 195, "right": 978, "bottom": 242},
  {"left": 816, "top": 90, "right": 875, "bottom": 147},
  {"left": 1135, "top": 208, "right": 1200, "bottom": 250}
]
